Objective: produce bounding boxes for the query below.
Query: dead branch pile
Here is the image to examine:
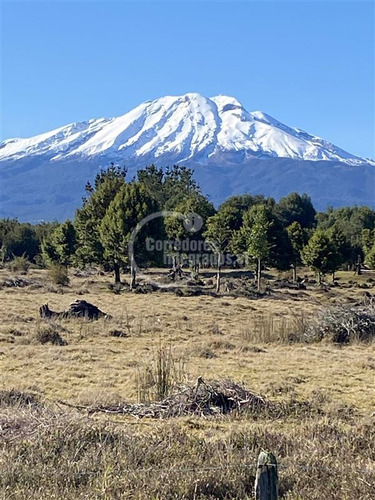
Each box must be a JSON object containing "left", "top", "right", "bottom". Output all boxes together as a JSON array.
[
  {"left": 273, "top": 279, "right": 306, "bottom": 290},
  {"left": 306, "top": 306, "right": 375, "bottom": 343},
  {"left": 39, "top": 300, "right": 110, "bottom": 320},
  {"left": 223, "top": 278, "right": 268, "bottom": 298},
  {"left": 1, "top": 277, "right": 31, "bottom": 288},
  {"left": 60, "top": 379, "right": 271, "bottom": 418}
]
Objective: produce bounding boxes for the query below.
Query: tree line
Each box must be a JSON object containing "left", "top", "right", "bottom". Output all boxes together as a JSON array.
[{"left": 1, "top": 164, "right": 375, "bottom": 291}]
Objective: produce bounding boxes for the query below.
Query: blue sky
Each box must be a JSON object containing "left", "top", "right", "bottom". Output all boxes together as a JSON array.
[{"left": 1, "top": 0, "right": 374, "bottom": 159}]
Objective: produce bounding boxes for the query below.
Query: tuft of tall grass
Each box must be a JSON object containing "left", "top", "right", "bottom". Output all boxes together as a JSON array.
[
  {"left": 48, "top": 263, "right": 69, "bottom": 286},
  {"left": 136, "top": 344, "right": 188, "bottom": 402},
  {"left": 240, "top": 311, "right": 310, "bottom": 344}
]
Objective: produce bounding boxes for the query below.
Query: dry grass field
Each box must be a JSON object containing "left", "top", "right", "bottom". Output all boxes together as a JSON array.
[{"left": 0, "top": 267, "right": 374, "bottom": 499}]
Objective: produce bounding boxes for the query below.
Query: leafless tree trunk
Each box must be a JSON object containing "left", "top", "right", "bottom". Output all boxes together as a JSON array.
[
  {"left": 216, "top": 253, "right": 222, "bottom": 294},
  {"left": 130, "top": 256, "right": 136, "bottom": 290},
  {"left": 114, "top": 263, "right": 121, "bottom": 284}
]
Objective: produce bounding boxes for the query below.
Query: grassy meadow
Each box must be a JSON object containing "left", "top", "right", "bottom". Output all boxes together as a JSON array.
[{"left": 0, "top": 267, "right": 374, "bottom": 499}]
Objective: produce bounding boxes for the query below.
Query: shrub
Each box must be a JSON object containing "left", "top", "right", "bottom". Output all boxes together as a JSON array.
[
  {"left": 8, "top": 255, "right": 30, "bottom": 273},
  {"left": 48, "top": 264, "right": 69, "bottom": 286}
]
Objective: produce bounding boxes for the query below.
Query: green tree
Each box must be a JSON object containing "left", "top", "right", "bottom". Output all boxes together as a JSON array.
[
  {"left": 204, "top": 206, "right": 237, "bottom": 293},
  {"left": 163, "top": 165, "right": 201, "bottom": 210},
  {"left": 137, "top": 164, "right": 202, "bottom": 211},
  {"left": 276, "top": 192, "right": 316, "bottom": 228},
  {"left": 365, "top": 242, "right": 375, "bottom": 269},
  {"left": 316, "top": 205, "right": 375, "bottom": 267},
  {"left": 301, "top": 230, "right": 340, "bottom": 284},
  {"left": 219, "top": 194, "right": 274, "bottom": 231},
  {"left": 42, "top": 221, "right": 77, "bottom": 267},
  {"left": 75, "top": 165, "right": 127, "bottom": 267},
  {"left": 362, "top": 228, "right": 374, "bottom": 255},
  {"left": 267, "top": 212, "right": 294, "bottom": 272},
  {"left": 363, "top": 229, "right": 375, "bottom": 269},
  {"left": 328, "top": 226, "right": 352, "bottom": 278},
  {"left": 0, "top": 219, "right": 40, "bottom": 263},
  {"left": 286, "top": 221, "right": 307, "bottom": 282},
  {"left": 164, "top": 193, "right": 215, "bottom": 276},
  {"left": 233, "top": 205, "right": 272, "bottom": 291},
  {"left": 99, "top": 182, "right": 159, "bottom": 287},
  {"left": 137, "top": 164, "right": 165, "bottom": 207}
]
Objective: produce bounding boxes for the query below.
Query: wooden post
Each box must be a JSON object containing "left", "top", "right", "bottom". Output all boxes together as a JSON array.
[{"left": 254, "top": 451, "right": 278, "bottom": 500}]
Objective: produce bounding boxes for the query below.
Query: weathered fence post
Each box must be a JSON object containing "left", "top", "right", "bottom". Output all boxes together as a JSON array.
[{"left": 254, "top": 450, "right": 278, "bottom": 500}]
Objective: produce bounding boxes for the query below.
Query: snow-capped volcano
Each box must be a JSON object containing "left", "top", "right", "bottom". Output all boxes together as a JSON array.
[
  {"left": 0, "top": 93, "right": 372, "bottom": 166},
  {"left": 0, "top": 93, "right": 374, "bottom": 221}
]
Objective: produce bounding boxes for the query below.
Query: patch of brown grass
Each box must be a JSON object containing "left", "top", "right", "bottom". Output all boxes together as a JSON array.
[
  {"left": 0, "top": 268, "right": 375, "bottom": 498},
  {"left": 0, "top": 404, "right": 373, "bottom": 499}
]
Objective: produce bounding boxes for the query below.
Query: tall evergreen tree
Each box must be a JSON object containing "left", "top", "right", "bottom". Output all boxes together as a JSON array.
[
  {"left": 99, "top": 182, "right": 159, "bottom": 286},
  {"left": 267, "top": 212, "right": 294, "bottom": 271},
  {"left": 137, "top": 164, "right": 202, "bottom": 211},
  {"left": 42, "top": 221, "right": 77, "bottom": 267},
  {"left": 363, "top": 229, "right": 375, "bottom": 269},
  {"left": 316, "top": 205, "right": 375, "bottom": 266},
  {"left": 163, "top": 165, "right": 201, "bottom": 210},
  {"left": 75, "top": 165, "right": 127, "bottom": 267},
  {"left": 137, "top": 164, "right": 165, "bottom": 207}
]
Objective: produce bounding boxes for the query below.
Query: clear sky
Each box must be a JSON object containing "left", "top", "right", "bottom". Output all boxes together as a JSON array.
[{"left": 1, "top": 0, "right": 374, "bottom": 159}]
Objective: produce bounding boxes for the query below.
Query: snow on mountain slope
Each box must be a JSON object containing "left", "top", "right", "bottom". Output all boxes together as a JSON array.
[
  {"left": 0, "top": 93, "right": 374, "bottom": 220},
  {"left": 0, "top": 93, "right": 372, "bottom": 166}
]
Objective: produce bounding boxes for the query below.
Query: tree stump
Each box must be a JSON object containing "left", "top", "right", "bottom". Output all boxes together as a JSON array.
[{"left": 254, "top": 451, "right": 278, "bottom": 500}]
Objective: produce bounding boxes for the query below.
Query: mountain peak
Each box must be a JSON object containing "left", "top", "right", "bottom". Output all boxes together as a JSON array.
[{"left": 0, "top": 93, "right": 373, "bottom": 167}]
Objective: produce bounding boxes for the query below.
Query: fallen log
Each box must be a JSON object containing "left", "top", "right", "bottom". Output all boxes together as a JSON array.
[{"left": 39, "top": 300, "right": 110, "bottom": 320}]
